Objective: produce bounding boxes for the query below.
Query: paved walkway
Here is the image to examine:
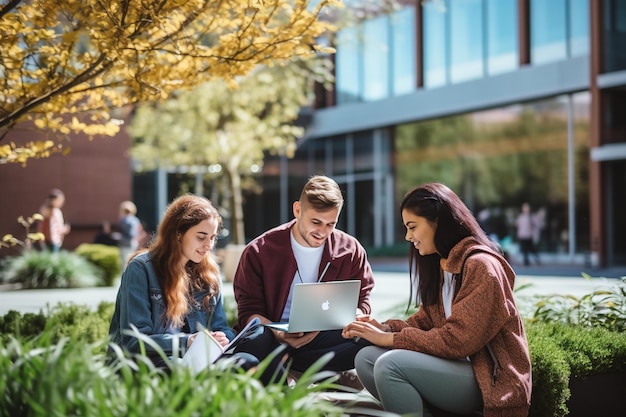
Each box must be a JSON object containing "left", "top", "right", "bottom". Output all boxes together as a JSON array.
[{"left": 0, "top": 261, "right": 621, "bottom": 316}]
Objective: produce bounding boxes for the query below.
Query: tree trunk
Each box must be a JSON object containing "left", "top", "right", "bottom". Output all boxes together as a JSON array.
[{"left": 225, "top": 164, "right": 245, "bottom": 245}]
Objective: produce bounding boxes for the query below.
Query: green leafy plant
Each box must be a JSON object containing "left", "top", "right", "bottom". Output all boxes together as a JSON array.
[
  {"left": 75, "top": 243, "right": 122, "bottom": 286},
  {"left": 0, "top": 327, "right": 351, "bottom": 417},
  {"left": 530, "top": 275, "right": 626, "bottom": 332},
  {"left": 223, "top": 294, "right": 239, "bottom": 328},
  {"left": 0, "top": 249, "right": 104, "bottom": 289}
]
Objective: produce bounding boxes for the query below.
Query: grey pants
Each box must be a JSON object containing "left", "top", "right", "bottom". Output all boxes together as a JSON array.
[{"left": 355, "top": 346, "right": 483, "bottom": 417}]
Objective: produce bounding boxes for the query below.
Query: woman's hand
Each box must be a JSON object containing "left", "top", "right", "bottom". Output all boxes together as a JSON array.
[
  {"left": 187, "top": 331, "right": 230, "bottom": 349},
  {"left": 353, "top": 315, "right": 391, "bottom": 332},
  {"left": 187, "top": 333, "right": 198, "bottom": 349},
  {"left": 210, "top": 331, "right": 230, "bottom": 347},
  {"left": 342, "top": 316, "right": 394, "bottom": 347}
]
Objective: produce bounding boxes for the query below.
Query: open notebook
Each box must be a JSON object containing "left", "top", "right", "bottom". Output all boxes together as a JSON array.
[{"left": 181, "top": 317, "right": 260, "bottom": 373}]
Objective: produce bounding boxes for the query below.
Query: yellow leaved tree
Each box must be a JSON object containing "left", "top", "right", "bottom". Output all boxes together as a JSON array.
[{"left": 0, "top": 0, "right": 339, "bottom": 165}]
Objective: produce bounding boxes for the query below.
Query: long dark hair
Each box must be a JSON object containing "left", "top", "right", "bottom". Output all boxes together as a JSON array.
[{"left": 400, "top": 183, "right": 496, "bottom": 306}]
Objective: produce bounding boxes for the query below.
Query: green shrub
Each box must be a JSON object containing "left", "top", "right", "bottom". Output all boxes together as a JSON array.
[
  {"left": 0, "top": 310, "right": 47, "bottom": 343},
  {"left": 0, "top": 302, "right": 114, "bottom": 345},
  {"left": 526, "top": 321, "right": 626, "bottom": 417},
  {"left": 42, "top": 303, "right": 113, "bottom": 347},
  {"left": 525, "top": 323, "right": 570, "bottom": 417},
  {"left": 0, "top": 249, "right": 104, "bottom": 288},
  {"left": 75, "top": 243, "right": 121, "bottom": 286}
]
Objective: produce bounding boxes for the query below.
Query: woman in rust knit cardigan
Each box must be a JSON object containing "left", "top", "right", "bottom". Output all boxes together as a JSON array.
[{"left": 343, "top": 183, "right": 531, "bottom": 417}]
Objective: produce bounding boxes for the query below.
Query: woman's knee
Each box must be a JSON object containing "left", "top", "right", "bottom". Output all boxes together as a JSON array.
[
  {"left": 355, "top": 346, "right": 387, "bottom": 370},
  {"left": 372, "top": 349, "right": 426, "bottom": 382}
]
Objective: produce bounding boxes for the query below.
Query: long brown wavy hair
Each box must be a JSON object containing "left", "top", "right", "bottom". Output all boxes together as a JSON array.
[
  {"left": 139, "top": 194, "right": 222, "bottom": 328},
  {"left": 400, "top": 183, "right": 497, "bottom": 307}
]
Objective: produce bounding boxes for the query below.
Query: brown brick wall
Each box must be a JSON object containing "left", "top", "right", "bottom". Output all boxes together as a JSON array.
[{"left": 0, "top": 125, "right": 133, "bottom": 258}]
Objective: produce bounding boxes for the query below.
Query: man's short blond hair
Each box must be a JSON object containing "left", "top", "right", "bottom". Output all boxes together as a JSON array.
[{"left": 299, "top": 175, "right": 343, "bottom": 211}]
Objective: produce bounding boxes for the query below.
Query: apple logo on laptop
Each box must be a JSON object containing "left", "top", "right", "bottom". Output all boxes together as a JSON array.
[{"left": 322, "top": 300, "right": 330, "bottom": 311}]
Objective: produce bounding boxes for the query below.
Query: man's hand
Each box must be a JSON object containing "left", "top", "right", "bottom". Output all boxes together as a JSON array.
[
  {"left": 247, "top": 314, "right": 319, "bottom": 348},
  {"left": 272, "top": 329, "right": 319, "bottom": 349}
]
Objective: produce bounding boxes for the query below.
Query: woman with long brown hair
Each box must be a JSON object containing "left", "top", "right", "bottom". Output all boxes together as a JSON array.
[{"left": 109, "top": 194, "right": 256, "bottom": 370}]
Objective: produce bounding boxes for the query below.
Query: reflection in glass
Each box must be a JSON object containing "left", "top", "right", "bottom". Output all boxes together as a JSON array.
[
  {"left": 394, "top": 94, "right": 590, "bottom": 255},
  {"left": 531, "top": 0, "right": 567, "bottom": 64},
  {"left": 450, "top": 0, "right": 484, "bottom": 83},
  {"left": 569, "top": 0, "right": 589, "bottom": 56},
  {"left": 391, "top": 6, "right": 416, "bottom": 96},
  {"left": 335, "top": 27, "right": 361, "bottom": 104},
  {"left": 423, "top": 1, "right": 447, "bottom": 88},
  {"left": 486, "top": 0, "right": 517, "bottom": 75},
  {"left": 363, "top": 15, "right": 390, "bottom": 101}
]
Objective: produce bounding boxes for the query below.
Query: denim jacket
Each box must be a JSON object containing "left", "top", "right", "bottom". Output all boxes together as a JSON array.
[{"left": 109, "top": 252, "right": 234, "bottom": 357}]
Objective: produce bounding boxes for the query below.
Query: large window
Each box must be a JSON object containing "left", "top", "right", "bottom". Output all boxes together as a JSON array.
[
  {"left": 423, "top": 1, "right": 447, "bottom": 88},
  {"left": 353, "top": 132, "right": 374, "bottom": 174},
  {"left": 363, "top": 15, "right": 390, "bottom": 101},
  {"left": 569, "top": 0, "right": 590, "bottom": 56},
  {"left": 335, "top": 27, "right": 361, "bottom": 105},
  {"left": 486, "top": 0, "right": 518, "bottom": 75},
  {"left": 450, "top": 0, "right": 484, "bottom": 83},
  {"left": 334, "top": 6, "right": 416, "bottom": 103},
  {"left": 423, "top": 0, "right": 518, "bottom": 88},
  {"left": 604, "top": 0, "right": 626, "bottom": 72},
  {"left": 531, "top": 0, "right": 568, "bottom": 64},
  {"left": 391, "top": 6, "right": 416, "bottom": 95},
  {"left": 531, "top": 0, "right": 589, "bottom": 64},
  {"left": 394, "top": 94, "right": 590, "bottom": 257}
]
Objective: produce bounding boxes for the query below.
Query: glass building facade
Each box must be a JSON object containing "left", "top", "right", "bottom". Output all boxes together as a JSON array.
[{"left": 243, "top": 0, "right": 626, "bottom": 267}]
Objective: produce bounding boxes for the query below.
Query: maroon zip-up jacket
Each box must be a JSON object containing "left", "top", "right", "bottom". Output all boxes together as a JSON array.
[{"left": 233, "top": 219, "right": 375, "bottom": 331}]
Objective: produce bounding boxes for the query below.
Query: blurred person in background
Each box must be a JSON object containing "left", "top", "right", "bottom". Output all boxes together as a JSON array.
[
  {"left": 118, "top": 200, "right": 141, "bottom": 270},
  {"left": 38, "top": 188, "right": 70, "bottom": 252}
]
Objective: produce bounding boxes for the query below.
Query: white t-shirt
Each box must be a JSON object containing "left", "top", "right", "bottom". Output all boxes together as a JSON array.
[
  {"left": 442, "top": 271, "right": 455, "bottom": 319},
  {"left": 280, "top": 231, "right": 325, "bottom": 321}
]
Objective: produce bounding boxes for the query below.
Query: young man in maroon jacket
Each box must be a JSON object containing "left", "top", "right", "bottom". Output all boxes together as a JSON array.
[{"left": 233, "top": 175, "right": 375, "bottom": 386}]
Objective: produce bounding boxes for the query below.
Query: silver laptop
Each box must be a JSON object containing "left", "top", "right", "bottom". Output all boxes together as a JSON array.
[{"left": 265, "top": 280, "right": 361, "bottom": 333}]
